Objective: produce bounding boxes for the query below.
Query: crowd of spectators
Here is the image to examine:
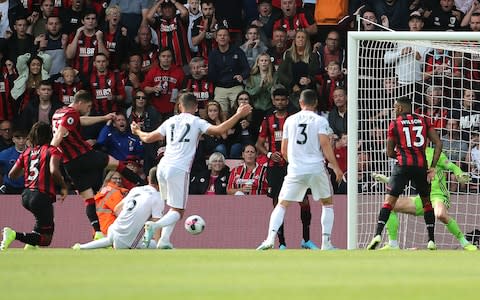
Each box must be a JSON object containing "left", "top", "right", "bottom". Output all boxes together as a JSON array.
[{"left": 0, "top": 0, "right": 479, "bottom": 198}]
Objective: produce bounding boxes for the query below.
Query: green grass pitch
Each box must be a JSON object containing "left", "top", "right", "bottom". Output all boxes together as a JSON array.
[{"left": 1, "top": 249, "right": 479, "bottom": 300}]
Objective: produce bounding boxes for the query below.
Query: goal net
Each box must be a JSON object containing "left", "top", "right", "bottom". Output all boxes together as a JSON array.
[{"left": 347, "top": 31, "right": 480, "bottom": 250}]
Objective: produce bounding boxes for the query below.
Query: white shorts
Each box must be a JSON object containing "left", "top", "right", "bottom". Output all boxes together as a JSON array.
[
  {"left": 278, "top": 170, "right": 333, "bottom": 202},
  {"left": 108, "top": 227, "right": 145, "bottom": 249},
  {"left": 157, "top": 166, "right": 189, "bottom": 209}
]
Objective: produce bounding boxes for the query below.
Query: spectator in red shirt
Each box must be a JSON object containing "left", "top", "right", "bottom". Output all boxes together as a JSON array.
[{"left": 141, "top": 47, "right": 184, "bottom": 119}]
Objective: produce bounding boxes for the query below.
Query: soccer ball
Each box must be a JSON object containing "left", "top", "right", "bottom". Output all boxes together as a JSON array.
[{"left": 184, "top": 215, "right": 206, "bottom": 235}]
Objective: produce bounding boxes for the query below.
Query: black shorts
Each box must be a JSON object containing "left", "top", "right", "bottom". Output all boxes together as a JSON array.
[
  {"left": 21, "top": 189, "right": 55, "bottom": 235},
  {"left": 388, "top": 165, "right": 430, "bottom": 198},
  {"left": 267, "top": 164, "right": 287, "bottom": 198},
  {"left": 65, "top": 150, "right": 109, "bottom": 193}
]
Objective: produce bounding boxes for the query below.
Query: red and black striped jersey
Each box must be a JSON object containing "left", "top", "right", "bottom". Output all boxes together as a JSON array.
[
  {"left": 388, "top": 113, "right": 431, "bottom": 168},
  {"left": 68, "top": 31, "right": 99, "bottom": 76},
  {"left": 153, "top": 15, "right": 191, "bottom": 67},
  {"left": 183, "top": 76, "right": 214, "bottom": 107},
  {"left": 258, "top": 113, "right": 288, "bottom": 167},
  {"left": 138, "top": 44, "right": 159, "bottom": 70},
  {"left": 273, "top": 13, "right": 311, "bottom": 36},
  {"left": 0, "top": 70, "right": 14, "bottom": 121},
  {"left": 89, "top": 70, "right": 125, "bottom": 114},
  {"left": 52, "top": 106, "right": 92, "bottom": 163},
  {"left": 16, "top": 145, "right": 61, "bottom": 200},
  {"left": 54, "top": 81, "right": 84, "bottom": 106},
  {"left": 191, "top": 17, "right": 218, "bottom": 61},
  {"left": 227, "top": 163, "right": 268, "bottom": 195}
]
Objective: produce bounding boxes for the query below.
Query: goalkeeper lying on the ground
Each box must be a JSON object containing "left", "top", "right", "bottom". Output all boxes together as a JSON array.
[{"left": 372, "top": 147, "right": 477, "bottom": 251}]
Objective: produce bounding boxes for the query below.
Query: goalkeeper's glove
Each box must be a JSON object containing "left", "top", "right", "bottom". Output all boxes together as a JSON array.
[
  {"left": 456, "top": 173, "right": 471, "bottom": 184},
  {"left": 372, "top": 172, "right": 389, "bottom": 184}
]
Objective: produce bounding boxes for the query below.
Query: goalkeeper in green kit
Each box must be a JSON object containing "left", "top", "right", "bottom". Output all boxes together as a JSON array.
[{"left": 373, "top": 147, "right": 477, "bottom": 251}]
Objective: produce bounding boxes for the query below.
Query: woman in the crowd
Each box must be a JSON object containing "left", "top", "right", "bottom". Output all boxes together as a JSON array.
[
  {"left": 126, "top": 89, "right": 161, "bottom": 174},
  {"left": 11, "top": 52, "right": 52, "bottom": 113},
  {"left": 227, "top": 91, "right": 263, "bottom": 158},
  {"left": 227, "top": 144, "right": 268, "bottom": 195},
  {"left": 277, "top": 30, "right": 319, "bottom": 108},
  {"left": 189, "top": 152, "right": 230, "bottom": 195},
  {"left": 245, "top": 52, "right": 278, "bottom": 115},
  {"left": 199, "top": 100, "right": 228, "bottom": 157}
]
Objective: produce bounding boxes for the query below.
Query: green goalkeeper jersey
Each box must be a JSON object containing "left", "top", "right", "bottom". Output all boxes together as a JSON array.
[{"left": 426, "top": 147, "right": 463, "bottom": 199}]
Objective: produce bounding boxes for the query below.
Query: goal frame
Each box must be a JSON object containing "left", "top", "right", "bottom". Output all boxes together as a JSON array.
[{"left": 346, "top": 31, "right": 480, "bottom": 249}]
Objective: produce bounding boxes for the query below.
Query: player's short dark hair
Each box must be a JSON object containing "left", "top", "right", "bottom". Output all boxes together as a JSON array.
[
  {"left": 178, "top": 92, "right": 198, "bottom": 109},
  {"left": 148, "top": 167, "right": 158, "bottom": 185},
  {"left": 396, "top": 96, "right": 412, "bottom": 106},
  {"left": 300, "top": 89, "right": 318, "bottom": 107},
  {"left": 73, "top": 90, "right": 92, "bottom": 104},
  {"left": 396, "top": 96, "right": 412, "bottom": 111},
  {"left": 28, "top": 122, "right": 53, "bottom": 146}
]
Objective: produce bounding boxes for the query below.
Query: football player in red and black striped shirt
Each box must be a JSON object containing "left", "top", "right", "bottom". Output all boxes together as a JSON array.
[
  {"left": 367, "top": 96, "right": 443, "bottom": 250},
  {"left": 1, "top": 122, "right": 67, "bottom": 250},
  {"left": 51, "top": 90, "right": 145, "bottom": 239},
  {"left": 255, "top": 87, "right": 317, "bottom": 249}
]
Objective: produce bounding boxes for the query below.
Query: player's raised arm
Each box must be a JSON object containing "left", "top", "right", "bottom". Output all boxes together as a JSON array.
[
  {"left": 131, "top": 121, "right": 164, "bottom": 143},
  {"left": 206, "top": 104, "right": 252, "bottom": 136},
  {"left": 79, "top": 113, "right": 115, "bottom": 126}
]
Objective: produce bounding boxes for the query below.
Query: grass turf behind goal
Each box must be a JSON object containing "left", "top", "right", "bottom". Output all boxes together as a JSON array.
[{"left": 0, "top": 249, "right": 478, "bottom": 300}]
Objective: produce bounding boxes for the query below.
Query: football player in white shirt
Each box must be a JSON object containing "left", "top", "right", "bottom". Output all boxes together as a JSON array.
[
  {"left": 131, "top": 92, "right": 252, "bottom": 248},
  {"left": 256, "top": 89, "right": 343, "bottom": 250},
  {"left": 72, "top": 167, "right": 164, "bottom": 250}
]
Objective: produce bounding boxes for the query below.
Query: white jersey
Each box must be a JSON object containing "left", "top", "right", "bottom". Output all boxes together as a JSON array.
[
  {"left": 108, "top": 185, "right": 164, "bottom": 246},
  {"left": 282, "top": 110, "right": 330, "bottom": 175},
  {"left": 156, "top": 113, "right": 211, "bottom": 171}
]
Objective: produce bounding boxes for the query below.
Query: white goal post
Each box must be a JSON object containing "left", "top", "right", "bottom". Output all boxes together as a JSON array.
[{"left": 347, "top": 31, "right": 480, "bottom": 250}]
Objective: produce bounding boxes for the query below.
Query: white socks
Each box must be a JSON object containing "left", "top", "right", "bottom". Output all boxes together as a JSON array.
[
  {"left": 152, "top": 210, "right": 181, "bottom": 230},
  {"left": 321, "top": 205, "right": 334, "bottom": 245},
  {"left": 266, "top": 205, "right": 286, "bottom": 243},
  {"left": 158, "top": 223, "right": 176, "bottom": 246}
]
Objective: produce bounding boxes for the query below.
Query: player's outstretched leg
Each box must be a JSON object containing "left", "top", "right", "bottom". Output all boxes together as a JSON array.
[
  {"left": 445, "top": 218, "right": 478, "bottom": 251},
  {"left": 256, "top": 204, "right": 287, "bottom": 250}
]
